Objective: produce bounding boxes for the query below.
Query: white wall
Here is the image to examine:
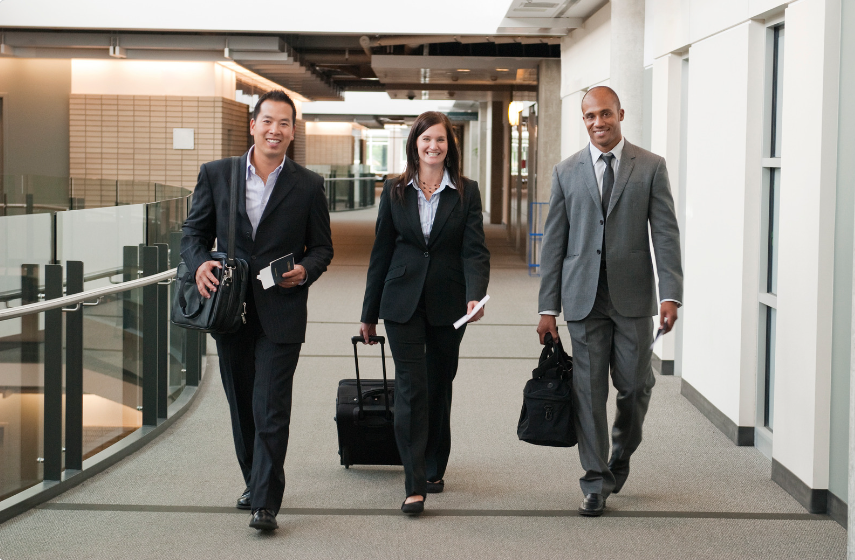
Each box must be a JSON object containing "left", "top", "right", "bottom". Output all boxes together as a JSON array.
[
  {"left": 680, "top": 22, "right": 764, "bottom": 426},
  {"left": 772, "top": 0, "right": 841, "bottom": 489},
  {"left": 71, "top": 60, "right": 236, "bottom": 97},
  {"left": 647, "top": 0, "right": 796, "bottom": 61}
]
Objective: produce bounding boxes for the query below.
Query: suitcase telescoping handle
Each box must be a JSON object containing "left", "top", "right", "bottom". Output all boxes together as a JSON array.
[{"left": 351, "top": 335, "right": 391, "bottom": 420}]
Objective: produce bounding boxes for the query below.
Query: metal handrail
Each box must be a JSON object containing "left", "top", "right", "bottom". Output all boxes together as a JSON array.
[
  {"left": 323, "top": 177, "right": 377, "bottom": 182},
  {"left": 0, "top": 268, "right": 176, "bottom": 321}
]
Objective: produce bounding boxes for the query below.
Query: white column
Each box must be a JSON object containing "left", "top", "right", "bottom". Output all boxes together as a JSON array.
[
  {"left": 773, "top": 0, "right": 841, "bottom": 492},
  {"left": 610, "top": 0, "right": 646, "bottom": 143},
  {"left": 649, "top": 53, "right": 683, "bottom": 365}
]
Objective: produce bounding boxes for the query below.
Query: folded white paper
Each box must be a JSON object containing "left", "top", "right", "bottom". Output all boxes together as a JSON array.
[
  {"left": 257, "top": 265, "right": 275, "bottom": 290},
  {"left": 453, "top": 295, "right": 490, "bottom": 329}
]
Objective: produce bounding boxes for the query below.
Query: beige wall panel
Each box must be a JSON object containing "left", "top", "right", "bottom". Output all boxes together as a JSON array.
[{"left": 69, "top": 94, "right": 250, "bottom": 193}]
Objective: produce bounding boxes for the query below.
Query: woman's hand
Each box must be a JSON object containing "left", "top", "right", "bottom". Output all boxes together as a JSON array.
[
  {"left": 359, "top": 322, "right": 378, "bottom": 344},
  {"left": 466, "top": 300, "right": 485, "bottom": 323}
]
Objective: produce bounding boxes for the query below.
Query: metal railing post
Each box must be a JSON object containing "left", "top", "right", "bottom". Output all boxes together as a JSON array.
[
  {"left": 43, "top": 263, "right": 63, "bottom": 481},
  {"left": 122, "top": 246, "right": 140, "bottom": 414},
  {"left": 141, "top": 246, "right": 159, "bottom": 426},
  {"left": 21, "top": 264, "right": 39, "bottom": 363},
  {"left": 154, "top": 243, "right": 169, "bottom": 419},
  {"left": 65, "top": 260, "right": 84, "bottom": 472}
]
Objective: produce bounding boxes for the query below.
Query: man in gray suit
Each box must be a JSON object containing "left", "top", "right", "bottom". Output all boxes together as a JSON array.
[{"left": 537, "top": 86, "right": 683, "bottom": 516}]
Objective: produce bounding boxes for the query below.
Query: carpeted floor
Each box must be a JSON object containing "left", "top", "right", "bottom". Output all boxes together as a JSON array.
[{"left": 0, "top": 206, "right": 846, "bottom": 559}]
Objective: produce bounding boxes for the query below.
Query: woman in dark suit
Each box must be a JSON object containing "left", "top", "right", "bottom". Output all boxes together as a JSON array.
[{"left": 359, "top": 111, "right": 490, "bottom": 515}]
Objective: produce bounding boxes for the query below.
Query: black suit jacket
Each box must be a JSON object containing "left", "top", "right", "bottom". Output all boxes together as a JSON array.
[
  {"left": 181, "top": 152, "right": 333, "bottom": 344},
  {"left": 361, "top": 178, "right": 490, "bottom": 326}
]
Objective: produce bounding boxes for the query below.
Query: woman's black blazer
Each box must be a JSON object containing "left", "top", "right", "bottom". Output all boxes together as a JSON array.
[{"left": 361, "top": 178, "right": 490, "bottom": 326}]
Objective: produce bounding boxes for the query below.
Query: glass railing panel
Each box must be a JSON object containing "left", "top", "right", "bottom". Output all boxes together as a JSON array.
[
  {"left": 56, "top": 206, "right": 146, "bottom": 291},
  {"left": 1, "top": 175, "right": 70, "bottom": 216},
  {"left": 69, "top": 178, "right": 119, "bottom": 209},
  {"left": 80, "top": 289, "right": 142, "bottom": 459},
  {"left": 146, "top": 197, "right": 189, "bottom": 400},
  {"left": 0, "top": 310, "right": 48, "bottom": 501},
  {"left": 0, "top": 214, "right": 53, "bottom": 341}
]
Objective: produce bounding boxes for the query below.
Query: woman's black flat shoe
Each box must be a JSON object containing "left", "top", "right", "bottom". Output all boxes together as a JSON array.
[
  {"left": 426, "top": 480, "right": 445, "bottom": 493},
  {"left": 401, "top": 498, "right": 425, "bottom": 515}
]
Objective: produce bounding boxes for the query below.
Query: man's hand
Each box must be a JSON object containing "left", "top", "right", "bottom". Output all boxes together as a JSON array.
[
  {"left": 278, "top": 264, "right": 307, "bottom": 288},
  {"left": 660, "top": 301, "right": 679, "bottom": 334},
  {"left": 537, "top": 314, "right": 560, "bottom": 345},
  {"left": 466, "top": 300, "right": 485, "bottom": 323},
  {"left": 195, "top": 260, "right": 222, "bottom": 298},
  {"left": 359, "top": 322, "right": 378, "bottom": 344}
]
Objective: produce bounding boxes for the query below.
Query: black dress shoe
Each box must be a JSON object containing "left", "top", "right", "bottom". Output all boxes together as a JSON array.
[
  {"left": 249, "top": 509, "right": 278, "bottom": 531},
  {"left": 609, "top": 459, "right": 630, "bottom": 494},
  {"left": 578, "top": 493, "right": 606, "bottom": 517},
  {"left": 426, "top": 479, "right": 445, "bottom": 494},
  {"left": 401, "top": 497, "right": 425, "bottom": 515},
  {"left": 236, "top": 487, "right": 251, "bottom": 510}
]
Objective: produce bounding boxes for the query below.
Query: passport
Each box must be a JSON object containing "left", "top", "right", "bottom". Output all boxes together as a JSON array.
[
  {"left": 256, "top": 253, "right": 295, "bottom": 290},
  {"left": 270, "top": 253, "right": 295, "bottom": 282}
]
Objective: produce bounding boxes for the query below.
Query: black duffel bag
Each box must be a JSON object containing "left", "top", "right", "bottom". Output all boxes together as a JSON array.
[
  {"left": 517, "top": 332, "right": 577, "bottom": 447},
  {"left": 171, "top": 156, "right": 248, "bottom": 334}
]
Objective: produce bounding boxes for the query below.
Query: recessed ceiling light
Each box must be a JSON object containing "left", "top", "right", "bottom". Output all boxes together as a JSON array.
[
  {"left": 496, "top": 68, "right": 510, "bottom": 72},
  {"left": 456, "top": 69, "right": 470, "bottom": 72}
]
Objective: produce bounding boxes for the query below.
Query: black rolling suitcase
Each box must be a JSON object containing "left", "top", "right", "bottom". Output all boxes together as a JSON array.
[{"left": 335, "top": 335, "right": 402, "bottom": 468}]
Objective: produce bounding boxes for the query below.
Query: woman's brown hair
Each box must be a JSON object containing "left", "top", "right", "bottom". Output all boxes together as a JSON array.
[{"left": 392, "top": 111, "right": 465, "bottom": 202}]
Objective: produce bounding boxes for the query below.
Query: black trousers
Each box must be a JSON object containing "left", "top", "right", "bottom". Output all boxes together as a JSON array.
[
  {"left": 565, "top": 261, "right": 655, "bottom": 497},
  {"left": 214, "top": 286, "right": 301, "bottom": 514},
  {"left": 384, "top": 302, "right": 466, "bottom": 498}
]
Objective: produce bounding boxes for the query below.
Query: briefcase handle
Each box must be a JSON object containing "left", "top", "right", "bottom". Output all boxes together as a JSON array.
[{"left": 350, "top": 335, "right": 390, "bottom": 420}]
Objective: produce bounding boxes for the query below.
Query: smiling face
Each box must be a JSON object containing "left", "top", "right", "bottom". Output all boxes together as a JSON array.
[
  {"left": 581, "top": 88, "right": 624, "bottom": 152},
  {"left": 416, "top": 123, "right": 449, "bottom": 168},
  {"left": 249, "top": 99, "right": 295, "bottom": 163}
]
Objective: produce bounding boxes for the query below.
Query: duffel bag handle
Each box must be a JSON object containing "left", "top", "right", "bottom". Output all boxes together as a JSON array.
[
  {"left": 177, "top": 270, "right": 206, "bottom": 318},
  {"left": 533, "top": 332, "right": 571, "bottom": 380}
]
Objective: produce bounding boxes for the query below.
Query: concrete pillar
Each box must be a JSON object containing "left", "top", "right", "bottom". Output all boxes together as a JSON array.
[
  {"left": 843, "top": 0, "right": 855, "bottom": 547},
  {"left": 490, "top": 99, "right": 505, "bottom": 224},
  {"left": 536, "top": 59, "right": 562, "bottom": 204},
  {"left": 479, "top": 102, "right": 490, "bottom": 213},
  {"left": 609, "top": 0, "right": 646, "bottom": 144}
]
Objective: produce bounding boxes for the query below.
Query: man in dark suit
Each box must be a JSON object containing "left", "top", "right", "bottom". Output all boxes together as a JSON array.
[
  {"left": 181, "top": 90, "right": 333, "bottom": 531},
  {"left": 537, "top": 86, "right": 683, "bottom": 516}
]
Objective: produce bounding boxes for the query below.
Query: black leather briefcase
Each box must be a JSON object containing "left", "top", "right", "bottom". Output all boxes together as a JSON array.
[
  {"left": 517, "top": 333, "right": 577, "bottom": 448},
  {"left": 171, "top": 156, "right": 248, "bottom": 334},
  {"left": 335, "top": 335, "right": 401, "bottom": 468}
]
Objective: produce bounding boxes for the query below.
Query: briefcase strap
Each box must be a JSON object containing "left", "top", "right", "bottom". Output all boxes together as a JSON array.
[{"left": 226, "top": 156, "right": 240, "bottom": 268}]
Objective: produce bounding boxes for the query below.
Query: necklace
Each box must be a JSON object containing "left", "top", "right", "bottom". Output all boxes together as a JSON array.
[{"left": 419, "top": 179, "right": 441, "bottom": 195}]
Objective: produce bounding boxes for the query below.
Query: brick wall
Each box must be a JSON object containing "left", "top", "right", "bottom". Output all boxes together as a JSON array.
[
  {"left": 306, "top": 135, "right": 353, "bottom": 166},
  {"left": 69, "top": 95, "right": 250, "bottom": 193}
]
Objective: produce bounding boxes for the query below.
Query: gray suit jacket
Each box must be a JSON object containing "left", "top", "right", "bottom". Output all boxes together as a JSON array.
[{"left": 538, "top": 140, "right": 683, "bottom": 321}]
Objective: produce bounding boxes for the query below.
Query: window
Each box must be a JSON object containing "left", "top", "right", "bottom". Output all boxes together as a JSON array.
[{"left": 759, "top": 23, "right": 784, "bottom": 436}]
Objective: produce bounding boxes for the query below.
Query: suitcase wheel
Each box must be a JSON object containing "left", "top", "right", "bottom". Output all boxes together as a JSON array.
[{"left": 341, "top": 446, "right": 351, "bottom": 468}]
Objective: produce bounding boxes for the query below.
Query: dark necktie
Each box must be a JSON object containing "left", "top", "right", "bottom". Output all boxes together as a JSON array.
[{"left": 601, "top": 153, "right": 615, "bottom": 218}]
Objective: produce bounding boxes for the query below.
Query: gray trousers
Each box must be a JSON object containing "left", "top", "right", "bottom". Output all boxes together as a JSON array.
[{"left": 565, "top": 262, "right": 656, "bottom": 497}]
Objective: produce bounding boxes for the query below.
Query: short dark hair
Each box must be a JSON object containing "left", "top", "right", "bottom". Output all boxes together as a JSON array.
[
  {"left": 251, "top": 90, "right": 297, "bottom": 124},
  {"left": 581, "top": 86, "right": 621, "bottom": 111}
]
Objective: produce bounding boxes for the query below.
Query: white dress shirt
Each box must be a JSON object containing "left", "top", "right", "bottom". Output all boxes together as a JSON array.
[
  {"left": 245, "top": 145, "right": 287, "bottom": 240},
  {"left": 590, "top": 137, "right": 625, "bottom": 200},
  {"left": 541, "top": 137, "right": 679, "bottom": 316},
  {"left": 409, "top": 169, "right": 456, "bottom": 244}
]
